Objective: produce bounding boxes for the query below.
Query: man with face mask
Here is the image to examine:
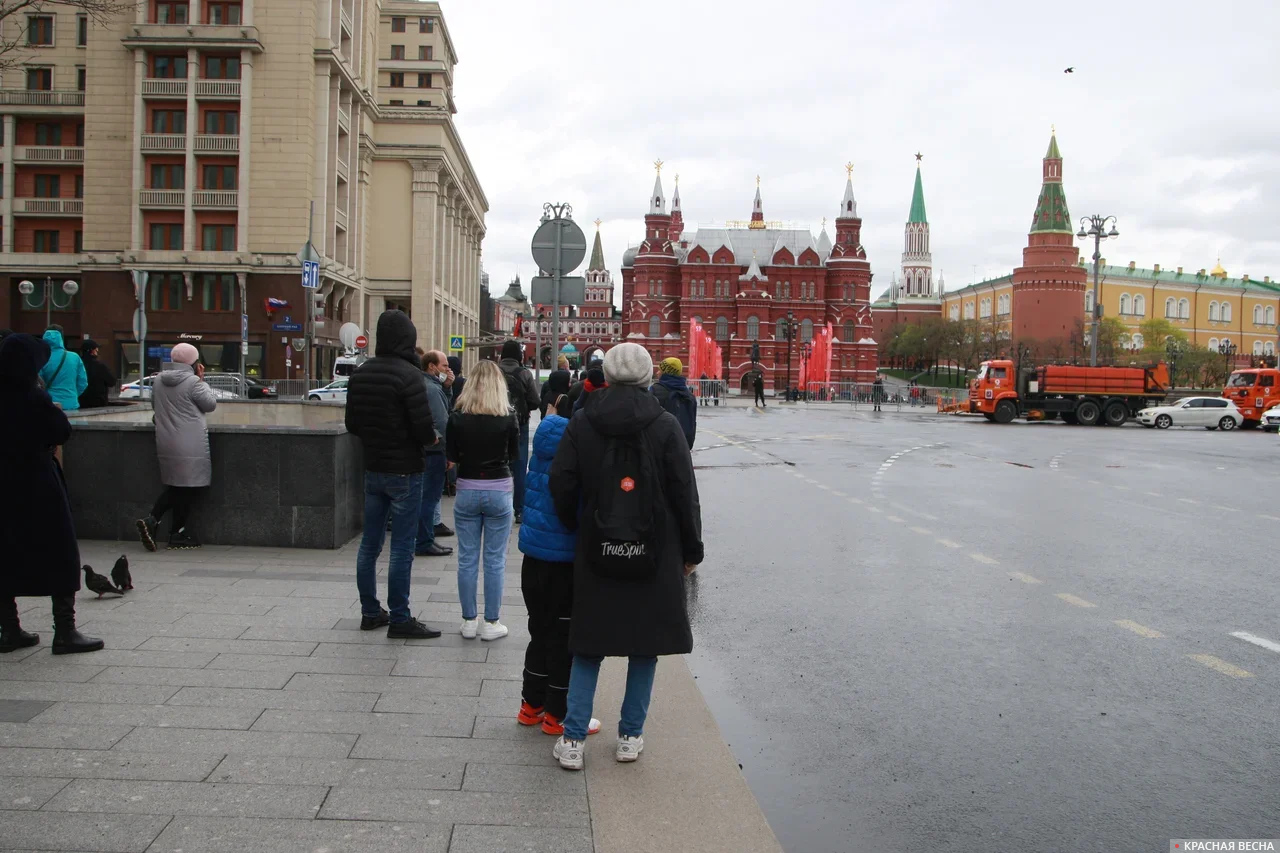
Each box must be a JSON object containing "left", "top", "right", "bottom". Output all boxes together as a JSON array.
[{"left": 416, "top": 349, "right": 454, "bottom": 558}]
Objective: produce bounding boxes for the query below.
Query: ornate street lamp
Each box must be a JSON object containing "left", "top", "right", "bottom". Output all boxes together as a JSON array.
[
  {"left": 1219, "top": 340, "right": 1238, "bottom": 376},
  {"left": 19, "top": 278, "right": 79, "bottom": 330},
  {"left": 1076, "top": 215, "right": 1119, "bottom": 367}
]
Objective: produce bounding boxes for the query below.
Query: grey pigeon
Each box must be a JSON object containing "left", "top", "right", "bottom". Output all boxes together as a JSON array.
[
  {"left": 83, "top": 565, "right": 122, "bottom": 598},
  {"left": 111, "top": 555, "right": 132, "bottom": 591}
]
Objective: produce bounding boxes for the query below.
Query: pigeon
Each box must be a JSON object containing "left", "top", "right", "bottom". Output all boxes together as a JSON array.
[
  {"left": 1064, "top": 67, "right": 1074, "bottom": 73},
  {"left": 82, "top": 565, "right": 122, "bottom": 598},
  {"left": 111, "top": 555, "right": 133, "bottom": 592}
]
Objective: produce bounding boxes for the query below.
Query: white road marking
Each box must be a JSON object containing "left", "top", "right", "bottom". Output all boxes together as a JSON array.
[
  {"left": 1211, "top": 505, "right": 1239, "bottom": 513},
  {"left": 815, "top": 483, "right": 831, "bottom": 490},
  {"left": 1115, "top": 485, "right": 1130, "bottom": 492},
  {"left": 1144, "top": 491, "right": 1161, "bottom": 498},
  {"left": 831, "top": 490, "right": 847, "bottom": 497},
  {"left": 1231, "top": 631, "right": 1280, "bottom": 655},
  {"left": 1009, "top": 572, "right": 1043, "bottom": 584},
  {"left": 867, "top": 506, "right": 882, "bottom": 513},
  {"left": 936, "top": 538, "right": 962, "bottom": 549},
  {"left": 1177, "top": 498, "right": 1199, "bottom": 505},
  {"left": 909, "top": 526, "right": 932, "bottom": 536},
  {"left": 969, "top": 553, "right": 998, "bottom": 565},
  {"left": 1055, "top": 593, "right": 1097, "bottom": 609},
  {"left": 1258, "top": 514, "right": 1280, "bottom": 522},
  {"left": 847, "top": 496, "right": 864, "bottom": 505},
  {"left": 916, "top": 512, "right": 939, "bottom": 521},
  {"left": 886, "top": 515, "right": 905, "bottom": 523},
  {"left": 1087, "top": 479, "right": 1102, "bottom": 486}
]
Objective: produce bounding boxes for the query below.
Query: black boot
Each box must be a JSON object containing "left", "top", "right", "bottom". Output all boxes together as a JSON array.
[
  {"left": 0, "top": 597, "right": 39, "bottom": 653},
  {"left": 51, "top": 595, "right": 104, "bottom": 655}
]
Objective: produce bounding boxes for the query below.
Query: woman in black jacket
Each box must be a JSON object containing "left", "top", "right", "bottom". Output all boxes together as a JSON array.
[
  {"left": 447, "top": 360, "right": 519, "bottom": 643},
  {"left": 0, "top": 334, "right": 103, "bottom": 655},
  {"left": 548, "top": 343, "right": 703, "bottom": 770}
]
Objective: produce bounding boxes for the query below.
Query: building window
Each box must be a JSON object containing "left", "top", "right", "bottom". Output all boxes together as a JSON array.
[
  {"left": 1120, "top": 293, "right": 1131, "bottom": 315},
  {"left": 205, "top": 56, "right": 241, "bottom": 79},
  {"left": 1085, "top": 291, "right": 1095, "bottom": 314},
  {"left": 149, "top": 272, "right": 183, "bottom": 310},
  {"left": 1133, "top": 295, "right": 1145, "bottom": 316},
  {"left": 1267, "top": 341, "right": 1276, "bottom": 356},
  {"left": 1254, "top": 305, "right": 1264, "bottom": 325},
  {"left": 151, "top": 110, "right": 186, "bottom": 133},
  {"left": 1209, "top": 301, "right": 1219, "bottom": 322},
  {"left": 1221, "top": 302, "right": 1232, "bottom": 323},
  {"left": 746, "top": 315, "right": 759, "bottom": 340},
  {"left": 388, "top": 99, "right": 403, "bottom": 106},
  {"left": 801, "top": 319, "right": 814, "bottom": 342},
  {"left": 77, "top": 15, "right": 87, "bottom": 46},
  {"left": 201, "top": 273, "right": 236, "bottom": 312},
  {"left": 154, "top": 2, "right": 189, "bottom": 24},
  {"left": 34, "top": 230, "right": 60, "bottom": 253},
  {"left": 76, "top": 67, "right": 86, "bottom": 91},
  {"left": 1178, "top": 298, "right": 1190, "bottom": 320},
  {"left": 74, "top": 174, "right": 83, "bottom": 198},
  {"left": 34, "top": 122, "right": 61, "bottom": 145},
  {"left": 950, "top": 303, "right": 960, "bottom": 321},
  {"left": 34, "top": 174, "right": 60, "bottom": 197},
  {"left": 1254, "top": 340, "right": 1264, "bottom": 356},
  {"left": 391, "top": 16, "right": 405, "bottom": 32},
  {"left": 715, "top": 316, "right": 729, "bottom": 341},
  {"left": 26, "top": 67, "right": 52, "bottom": 91},
  {"left": 1165, "top": 297, "right": 1175, "bottom": 318},
  {"left": 203, "top": 111, "right": 239, "bottom": 134},
  {"left": 1268, "top": 306, "right": 1276, "bottom": 326},
  {"left": 390, "top": 44, "right": 405, "bottom": 60},
  {"left": 844, "top": 321, "right": 854, "bottom": 342},
  {"left": 202, "top": 164, "right": 236, "bottom": 188},
  {"left": 151, "top": 163, "right": 185, "bottom": 188},
  {"left": 201, "top": 224, "right": 235, "bottom": 250},
  {"left": 421, "top": 45, "right": 434, "bottom": 60},
  {"left": 28, "top": 16, "right": 54, "bottom": 46},
  {"left": 418, "top": 73, "right": 432, "bottom": 88},
  {"left": 1207, "top": 337, "right": 1219, "bottom": 351},
  {"left": 648, "top": 316, "right": 660, "bottom": 338},
  {"left": 207, "top": 1, "right": 242, "bottom": 24},
  {"left": 389, "top": 72, "right": 404, "bottom": 88},
  {"left": 74, "top": 230, "right": 83, "bottom": 253},
  {"left": 149, "top": 223, "right": 182, "bottom": 249},
  {"left": 980, "top": 297, "right": 992, "bottom": 319},
  {"left": 1131, "top": 333, "right": 1144, "bottom": 349},
  {"left": 423, "top": 16, "right": 434, "bottom": 33},
  {"left": 153, "top": 54, "right": 187, "bottom": 78}
]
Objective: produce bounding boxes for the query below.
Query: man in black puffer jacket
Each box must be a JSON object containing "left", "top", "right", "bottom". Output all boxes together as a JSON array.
[{"left": 344, "top": 310, "right": 441, "bottom": 640}]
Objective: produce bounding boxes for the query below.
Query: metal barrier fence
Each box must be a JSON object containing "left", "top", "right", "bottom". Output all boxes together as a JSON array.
[
  {"left": 793, "top": 382, "right": 913, "bottom": 410},
  {"left": 693, "top": 379, "right": 730, "bottom": 404},
  {"left": 271, "top": 379, "right": 331, "bottom": 400}
]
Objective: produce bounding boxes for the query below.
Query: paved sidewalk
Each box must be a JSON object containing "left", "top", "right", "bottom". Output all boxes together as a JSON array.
[{"left": 0, "top": 497, "right": 779, "bottom": 853}]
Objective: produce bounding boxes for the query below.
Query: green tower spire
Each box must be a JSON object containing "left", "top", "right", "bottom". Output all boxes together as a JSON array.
[
  {"left": 908, "top": 162, "right": 927, "bottom": 224},
  {"left": 1030, "top": 132, "right": 1072, "bottom": 234},
  {"left": 588, "top": 225, "right": 605, "bottom": 272}
]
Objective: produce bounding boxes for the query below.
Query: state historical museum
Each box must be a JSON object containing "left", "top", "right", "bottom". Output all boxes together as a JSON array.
[{"left": 621, "top": 167, "right": 878, "bottom": 392}]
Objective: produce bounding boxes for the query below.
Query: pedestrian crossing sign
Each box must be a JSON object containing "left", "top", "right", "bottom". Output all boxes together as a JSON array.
[{"left": 449, "top": 335, "right": 465, "bottom": 352}]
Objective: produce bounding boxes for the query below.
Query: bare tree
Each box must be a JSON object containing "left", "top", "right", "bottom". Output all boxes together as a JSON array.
[{"left": 0, "top": 1, "right": 136, "bottom": 71}]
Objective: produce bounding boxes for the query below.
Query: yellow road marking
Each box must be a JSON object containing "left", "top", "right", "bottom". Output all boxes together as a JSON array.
[
  {"left": 1211, "top": 505, "right": 1239, "bottom": 513},
  {"left": 1258, "top": 514, "right": 1280, "bottom": 522},
  {"left": 969, "top": 553, "right": 998, "bottom": 565},
  {"left": 1055, "top": 593, "right": 1097, "bottom": 608},
  {"left": 815, "top": 483, "right": 830, "bottom": 490},
  {"left": 909, "top": 526, "right": 931, "bottom": 535},
  {"left": 1009, "top": 572, "right": 1043, "bottom": 584},
  {"left": 1114, "top": 619, "right": 1163, "bottom": 639},
  {"left": 936, "top": 538, "right": 962, "bottom": 549},
  {"left": 1177, "top": 498, "right": 1199, "bottom": 505},
  {"left": 886, "top": 515, "right": 905, "bottom": 523},
  {"left": 831, "top": 490, "right": 846, "bottom": 497},
  {"left": 1144, "top": 491, "right": 1161, "bottom": 498},
  {"left": 847, "top": 496, "right": 863, "bottom": 505},
  {"left": 1188, "top": 654, "right": 1253, "bottom": 679},
  {"left": 1115, "top": 485, "right": 1131, "bottom": 491}
]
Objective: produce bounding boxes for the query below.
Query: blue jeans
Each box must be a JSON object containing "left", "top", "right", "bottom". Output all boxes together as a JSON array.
[
  {"left": 454, "top": 488, "right": 514, "bottom": 621},
  {"left": 355, "top": 471, "right": 423, "bottom": 623},
  {"left": 416, "top": 453, "right": 447, "bottom": 550},
  {"left": 563, "top": 655, "right": 659, "bottom": 741},
  {"left": 512, "top": 420, "right": 530, "bottom": 512}
]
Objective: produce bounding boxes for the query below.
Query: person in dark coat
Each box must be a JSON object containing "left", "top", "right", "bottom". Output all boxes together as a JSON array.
[
  {"left": 753, "top": 371, "right": 766, "bottom": 408},
  {"left": 872, "top": 375, "right": 885, "bottom": 412},
  {"left": 0, "top": 334, "right": 103, "bottom": 655},
  {"left": 650, "top": 357, "right": 697, "bottom": 449},
  {"left": 344, "top": 310, "right": 441, "bottom": 640},
  {"left": 570, "top": 367, "right": 606, "bottom": 414},
  {"left": 540, "top": 363, "right": 571, "bottom": 419},
  {"left": 499, "top": 339, "right": 540, "bottom": 525},
  {"left": 77, "top": 339, "right": 117, "bottom": 410},
  {"left": 548, "top": 342, "right": 703, "bottom": 770}
]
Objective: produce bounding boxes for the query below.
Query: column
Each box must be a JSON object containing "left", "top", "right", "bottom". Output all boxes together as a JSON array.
[
  {"left": 2, "top": 115, "right": 15, "bottom": 253},
  {"left": 312, "top": 66, "right": 332, "bottom": 253},
  {"left": 409, "top": 164, "right": 439, "bottom": 346},
  {"left": 241, "top": 0, "right": 254, "bottom": 25},
  {"left": 183, "top": 47, "right": 198, "bottom": 251},
  {"left": 324, "top": 75, "right": 340, "bottom": 259},
  {"left": 236, "top": 50, "right": 253, "bottom": 253},
  {"left": 130, "top": 50, "right": 147, "bottom": 251}
]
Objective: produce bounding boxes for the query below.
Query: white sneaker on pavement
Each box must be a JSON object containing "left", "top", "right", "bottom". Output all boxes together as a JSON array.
[
  {"left": 460, "top": 619, "right": 478, "bottom": 639},
  {"left": 479, "top": 620, "right": 508, "bottom": 641},
  {"left": 616, "top": 734, "right": 644, "bottom": 762},
  {"left": 554, "top": 736, "right": 584, "bottom": 771}
]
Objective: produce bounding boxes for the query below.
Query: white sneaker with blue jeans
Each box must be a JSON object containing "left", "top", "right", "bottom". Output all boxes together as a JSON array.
[
  {"left": 454, "top": 488, "right": 514, "bottom": 623},
  {"left": 562, "top": 654, "right": 659, "bottom": 742}
]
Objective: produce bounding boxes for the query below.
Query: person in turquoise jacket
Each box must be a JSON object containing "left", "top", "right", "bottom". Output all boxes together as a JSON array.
[{"left": 37, "top": 329, "right": 87, "bottom": 411}]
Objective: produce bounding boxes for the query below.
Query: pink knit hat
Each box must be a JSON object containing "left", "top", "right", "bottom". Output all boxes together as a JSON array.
[{"left": 170, "top": 343, "right": 199, "bottom": 365}]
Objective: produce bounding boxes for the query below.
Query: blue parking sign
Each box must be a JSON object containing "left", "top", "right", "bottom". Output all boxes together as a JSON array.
[{"left": 302, "top": 259, "right": 320, "bottom": 289}]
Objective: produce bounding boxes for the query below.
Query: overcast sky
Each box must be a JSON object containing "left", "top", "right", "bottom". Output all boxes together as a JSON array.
[{"left": 446, "top": 0, "right": 1279, "bottom": 305}]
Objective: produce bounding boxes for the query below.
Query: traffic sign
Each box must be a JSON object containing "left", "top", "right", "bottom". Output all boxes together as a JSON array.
[
  {"left": 531, "top": 276, "right": 586, "bottom": 306},
  {"left": 355, "top": 334, "right": 368, "bottom": 350},
  {"left": 531, "top": 218, "right": 587, "bottom": 274},
  {"left": 302, "top": 259, "right": 320, "bottom": 290},
  {"left": 449, "top": 335, "right": 465, "bottom": 352},
  {"left": 273, "top": 322, "right": 303, "bottom": 333},
  {"left": 132, "top": 307, "right": 147, "bottom": 343},
  {"left": 240, "top": 313, "right": 248, "bottom": 339}
]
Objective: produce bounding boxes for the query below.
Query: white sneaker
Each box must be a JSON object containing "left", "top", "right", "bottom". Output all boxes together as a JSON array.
[
  {"left": 479, "top": 620, "right": 508, "bottom": 641},
  {"left": 554, "top": 736, "right": 584, "bottom": 771},
  {"left": 460, "top": 619, "right": 478, "bottom": 639},
  {"left": 616, "top": 734, "right": 644, "bottom": 762}
]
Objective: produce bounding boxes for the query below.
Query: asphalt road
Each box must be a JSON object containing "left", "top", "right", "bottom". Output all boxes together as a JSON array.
[{"left": 684, "top": 403, "right": 1280, "bottom": 853}]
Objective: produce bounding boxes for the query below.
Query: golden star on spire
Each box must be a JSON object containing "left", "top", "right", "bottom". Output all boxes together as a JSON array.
[
  {"left": 756, "top": 174, "right": 761, "bottom": 187},
  {"left": 653, "top": 158, "right": 664, "bottom": 175},
  {"left": 844, "top": 161, "right": 854, "bottom": 178},
  {"left": 594, "top": 218, "right": 602, "bottom": 230},
  {"left": 1051, "top": 124, "right": 1056, "bottom": 135},
  {"left": 915, "top": 152, "right": 923, "bottom": 163},
  {"left": 675, "top": 173, "right": 679, "bottom": 186}
]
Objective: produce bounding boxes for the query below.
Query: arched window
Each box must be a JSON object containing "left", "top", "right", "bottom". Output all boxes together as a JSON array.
[
  {"left": 950, "top": 303, "right": 960, "bottom": 321},
  {"left": 648, "top": 316, "right": 661, "bottom": 338},
  {"left": 1266, "top": 341, "right": 1275, "bottom": 356},
  {"left": 1255, "top": 305, "right": 1264, "bottom": 325},
  {"left": 715, "top": 316, "right": 729, "bottom": 341},
  {"left": 1269, "top": 307, "right": 1277, "bottom": 326},
  {"left": 1165, "top": 297, "right": 1176, "bottom": 318},
  {"left": 843, "top": 321, "right": 855, "bottom": 342},
  {"left": 1120, "top": 294, "right": 1131, "bottom": 315},
  {"left": 1086, "top": 291, "right": 1095, "bottom": 313},
  {"left": 1133, "top": 295, "right": 1145, "bottom": 316},
  {"left": 980, "top": 297, "right": 992, "bottom": 319},
  {"left": 801, "top": 319, "right": 814, "bottom": 342},
  {"left": 1221, "top": 302, "right": 1232, "bottom": 322},
  {"left": 1207, "top": 338, "right": 1218, "bottom": 350},
  {"left": 1221, "top": 336, "right": 1232, "bottom": 350},
  {"left": 1131, "top": 333, "right": 1144, "bottom": 349},
  {"left": 783, "top": 281, "right": 791, "bottom": 299},
  {"left": 1178, "top": 298, "right": 1190, "bottom": 320},
  {"left": 746, "top": 316, "right": 760, "bottom": 340},
  {"left": 776, "top": 318, "right": 787, "bottom": 340},
  {"left": 1254, "top": 340, "right": 1264, "bottom": 356},
  {"left": 1209, "top": 301, "right": 1219, "bottom": 321}
]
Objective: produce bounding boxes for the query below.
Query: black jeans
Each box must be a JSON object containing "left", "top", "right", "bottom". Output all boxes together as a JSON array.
[
  {"left": 520, "top": 556, "right": 574, "bottom": 720},
  {"left": 754, "top": 388, "right": 766, "bottom": 406},
  {"left": 151, "top": 486, "right": 202, "bottom": 533}
]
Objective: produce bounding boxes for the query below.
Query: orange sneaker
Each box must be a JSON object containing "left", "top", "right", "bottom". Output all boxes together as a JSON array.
[
  {"left": 542, "top": 714, "right": 601, "bottom": 736},
  {"left": 517, "top": 701, "right": 545, "bottom": 726}
]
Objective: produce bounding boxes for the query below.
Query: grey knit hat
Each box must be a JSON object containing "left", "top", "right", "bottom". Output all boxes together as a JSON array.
[{"left": 602, "top": 343, "right": 653, "bottom": 387}]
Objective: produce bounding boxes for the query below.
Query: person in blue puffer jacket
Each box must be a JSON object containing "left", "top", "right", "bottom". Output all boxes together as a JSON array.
[{"left": 515, "top": 394, "right": 600, "bottom": 737}]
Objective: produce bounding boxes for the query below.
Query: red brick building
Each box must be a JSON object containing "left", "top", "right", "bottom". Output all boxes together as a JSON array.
[{"left": 621, "top": 169, "right": 877, "bottom": 392}]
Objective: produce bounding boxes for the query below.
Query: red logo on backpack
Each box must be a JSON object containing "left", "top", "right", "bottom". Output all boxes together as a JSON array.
[{"left": 620, "top": 477, "right": 635, "bottom": 493}]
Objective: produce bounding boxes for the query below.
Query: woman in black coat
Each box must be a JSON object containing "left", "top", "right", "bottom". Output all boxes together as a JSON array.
[
  {"left": 0, "top": 334, "right": 103, "bottom": 655},
  {"left": 548, "top": 343, "right": 702, "bottom": 770}
]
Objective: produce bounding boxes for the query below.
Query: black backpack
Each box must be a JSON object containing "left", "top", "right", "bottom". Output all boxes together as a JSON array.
[
  {"left": 504, "top": 367, "right": 530, "bottom": 421},
  {"left": 588, "top": 432, "right": 662, "bottom": 581}
]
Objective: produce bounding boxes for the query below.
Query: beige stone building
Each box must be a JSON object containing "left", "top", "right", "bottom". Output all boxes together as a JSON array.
[{"left": 0, "top": 0, "right": 486, "bottom": 381}]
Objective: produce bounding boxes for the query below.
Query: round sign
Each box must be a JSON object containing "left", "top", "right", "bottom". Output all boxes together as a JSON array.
[
  {"left": 355, "top": 335, "right": 368, "bottom": 349},
  {"left": 531, "top": 218, "right": 587, "bottom": 274}
]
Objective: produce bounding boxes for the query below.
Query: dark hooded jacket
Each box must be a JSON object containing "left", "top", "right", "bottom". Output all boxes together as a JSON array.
[
  {"left": 78, "top": 344, "right": 117, "bottom": 409},
  {"left": 447, "top": 355, "right": 465, "bottom": 407},
  {"left": 539, "top": 368, "right": 571, "bottom": 417},
  {"left": 0, "top": 334, "right": 80, "bottom": 596},
  {"left": 651, "top": 373, "right": 697, "bottom": 448},
  {"left": 549, "top": 385, "right": 703, "bottom": 657},
  {"left": 344, "top": 310, "right": 436, "bottom": 474}
]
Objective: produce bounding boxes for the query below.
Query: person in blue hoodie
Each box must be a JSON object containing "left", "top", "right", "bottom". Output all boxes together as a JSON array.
[
  {"left": 37, "top": 328, "right": 87, "bottom": 412},
  {"left": 651, "top": 357, "right": 696, "bottom": 449},
  {"left": 515, "top": 394, "right": 600, "bottom": 737}
]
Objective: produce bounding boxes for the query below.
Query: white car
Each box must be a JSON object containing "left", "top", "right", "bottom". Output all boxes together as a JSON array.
[
  {"left": 1138, "top": 397, "right": 1242, "bottom": 431},
  {"left": 119, "top": 375, "right": 235, "bottom": 402},
  {"left": 1261, "top": 408, "right": 1280, "bottom": 433},
  {"left": 307, "top": 379, "right": 349, "bottom": 403}
]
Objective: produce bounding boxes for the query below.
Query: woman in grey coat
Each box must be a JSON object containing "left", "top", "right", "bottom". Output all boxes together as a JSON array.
[{"left": 136, "top": 343, "right": 217, "bottom": 550}]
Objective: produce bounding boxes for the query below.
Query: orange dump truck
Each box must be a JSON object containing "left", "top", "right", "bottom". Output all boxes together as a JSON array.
[
  {"left": 969, "top": 359, "right": 1170, "bottom": 425},
  {"left": 1221, "top": 367, "right": 1280, "bottom": 427}
]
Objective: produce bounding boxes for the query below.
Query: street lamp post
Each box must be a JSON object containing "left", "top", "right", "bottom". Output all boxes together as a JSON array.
[
  {"left": 1219, "top": 340, "right": 1237, "bottom": 377},
  {"left": 785, "top": 310, "right": 796, "bottom": 402},
  {"left": 533, "top": 311, "right": 544, "bottom": 384},
  {"left": 1076, "top": 215, "right": 1119, "bottom": 367},
  {"left": 801, "top": 341, "right": 813, "bottom": 401},
  {"left": 18, "top": 277, "right": 79, "bottom": 331}
]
